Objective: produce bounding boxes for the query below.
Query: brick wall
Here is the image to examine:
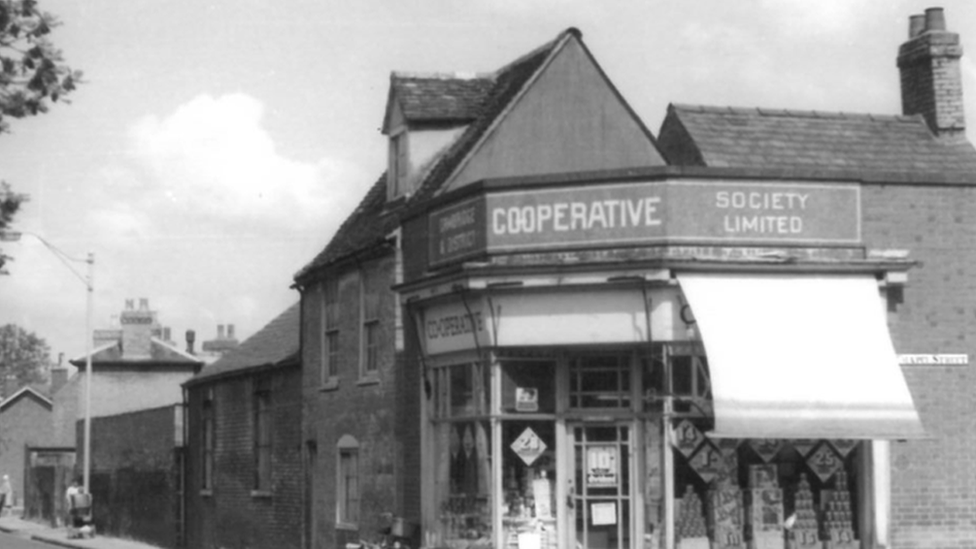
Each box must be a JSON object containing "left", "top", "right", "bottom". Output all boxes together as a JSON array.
[
  {"left": 80, "top": 405, "right": 178, "bottom": 548},
  {"left": 302, "top": 252, "right": 404, "bottom": 549},
  {"left": 862, "top": 183, "right": 976, "bottom": 549},
  {"left": 184, "top": 364, "right": 303, "bottom": 549}
]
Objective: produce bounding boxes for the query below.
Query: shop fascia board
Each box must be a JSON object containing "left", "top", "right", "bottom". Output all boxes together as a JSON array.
[{"left": 397, "top": 255, "right": 913, "bottom": 304}]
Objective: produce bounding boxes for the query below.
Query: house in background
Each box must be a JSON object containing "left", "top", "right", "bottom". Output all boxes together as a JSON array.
[
  {"left": 0, "top": 386, "right": 53, "bottom": 508},
  {"left": 64, "top": 298, "right": 202, "bottom": 548},
  {"left": 183, "top": 302, "right": 302, "bottom": 549}
]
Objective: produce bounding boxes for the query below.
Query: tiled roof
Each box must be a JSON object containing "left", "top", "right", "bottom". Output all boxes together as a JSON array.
[
  {"left": 295, "top": 29, "right": 574, "bottom": 282},
  {"left": 659, "top": 104, "right": 976, "bottom": 173},
  {"left": 187, "top": 302, "right": 300, "bottom": 384},
  {"left": 294, "top": 172, "right": 398, "bottom": 280},
  {"left": 387, "top": 73, "right": 495, "bottom": 127}
]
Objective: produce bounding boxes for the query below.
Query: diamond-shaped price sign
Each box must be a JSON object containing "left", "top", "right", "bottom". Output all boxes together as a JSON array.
[
  {"left": 806, "top": 444, "right": 843, "bottom": 482},
  {"left": 750, "top": 439, "right": 784, "bottom": 463},
  {"left": 688, "top": 444, "right": 719, "bottom": 483},
  {"left": 511, "top": 427, "right": 547, "bottom": 466},
  {"left": 673, "top": 419, "right": 704, "bottom": 457},
  {"left": 790, "top": 439, "right": 816, "bottom": 457},
  {"left": 688, "top": 442, "right": 735, "bottom": 484},
  {"left": 830, "top": 439, "right": 858, "bottom": 457}
]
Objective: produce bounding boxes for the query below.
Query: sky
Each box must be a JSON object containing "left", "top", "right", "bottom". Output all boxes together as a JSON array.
[{"left": 2, "top": 0, "right": 975, "bottom": 366}]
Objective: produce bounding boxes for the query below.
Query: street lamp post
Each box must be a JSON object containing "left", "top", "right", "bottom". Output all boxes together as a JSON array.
[{"left": 1, "top": 230, "right": 94, "bottom": 494}]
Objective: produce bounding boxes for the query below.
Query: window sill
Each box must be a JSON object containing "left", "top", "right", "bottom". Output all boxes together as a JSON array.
[
  {"left": 336, "top": 522, "right": 359, "bottom": 532},
  {"left": 320, "top": 378, "right": 339, "bottom": 392},
  {"left": 250, "top": 490, "right": 272, "bottom": 498},
  {"left": 357, "top": 375, "right": 380, "bottom": 387},
  {"left": 199, "top": 489, "right": 213, "bottom": 497}
]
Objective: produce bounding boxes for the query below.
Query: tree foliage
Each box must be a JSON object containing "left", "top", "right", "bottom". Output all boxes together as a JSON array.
[
  {"left": 0, "top": 323, "right": 50, "bottom": 398},
  {"left": 0, "top": 0, "right": 81, "bottom": 133},
  {"left": 0, "top": 0, "right": 79, "bottom": 272},
  {"left": 0, "top": 182, "right": 25, "bottom": 273}
]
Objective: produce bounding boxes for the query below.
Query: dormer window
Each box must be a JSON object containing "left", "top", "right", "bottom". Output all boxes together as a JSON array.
[{"left": 388, "top": 130, "right": 409, "bottom": 200}]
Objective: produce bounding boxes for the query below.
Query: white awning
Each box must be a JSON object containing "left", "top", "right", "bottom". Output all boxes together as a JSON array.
[{"left": 676, "top": 273, "right": 925, "bottom": 440}]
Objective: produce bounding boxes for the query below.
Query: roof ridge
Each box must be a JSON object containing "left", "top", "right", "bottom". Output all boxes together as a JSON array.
[
  {"left": 676, "top": 103, "right": 922, "bottom": 123},
  {"left": 391, "top": 71, "right": 493, "bottom": 81}
]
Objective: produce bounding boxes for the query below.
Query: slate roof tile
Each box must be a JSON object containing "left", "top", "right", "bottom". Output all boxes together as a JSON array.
[
  {"left": 295, "top": 29, "right": 573, "bottom": 282},
  {"left": 390, "top": 73, "right": 495, "bottom": 125},
  {"left": 187, "top": 301, "right": 300, "bottom": 384},
  {"left": 661, "top": 104, "right": 976, "bottom": 174}
]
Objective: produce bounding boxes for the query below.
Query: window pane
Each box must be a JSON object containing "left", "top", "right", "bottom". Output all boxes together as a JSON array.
[
  {"left": 434, "top": 420, "right": 492, "bottom": 546},
  {"left": 570, "top": 355, "right": 630, "bottom": 410},
  {"left": 437, "top": 363, "right": 489, "bottom": 419},
  {"left": 501, "top": 360, "right": 556, "bottom": 414}
]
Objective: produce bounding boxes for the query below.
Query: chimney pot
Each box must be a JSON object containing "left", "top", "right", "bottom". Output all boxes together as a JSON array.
[
  {"left": 898, "top": 7, "right": 965, "bottom": 140},
  {"left": 908, "top": 14, "right": 925, "bottom": 39},
  {"left": 228, "top": 324, "right": 235, "bottom": 339},
  {"left": 924, "top": 7, "right": 946, "bottom": 32},
  {"left": 186, "top": 330, "right": 196, "bottom": 355},
  {"left": 139, "top": 298, "right": 149, "bottom": 310},
  {"left": 125, "top": 299, "right": 134, "bottom": 310},
  {"left": 217, "top": 324, "right": 225, "bottom": 339}
]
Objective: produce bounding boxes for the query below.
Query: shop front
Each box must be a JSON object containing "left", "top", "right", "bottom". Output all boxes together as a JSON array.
[{"left": 400, "top": 170, "right": 925, "bottom": 549}]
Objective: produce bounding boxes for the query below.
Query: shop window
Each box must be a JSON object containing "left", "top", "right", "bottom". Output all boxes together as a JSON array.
[
  {"left": 502, "top": 420, "right": 556, "bottom": 549},
  {"left": 570, "top": 354, "right": 631, "bottom": 409},
  {"left": 666, "top": 423, "right": 864, "bottom": 549},
  {"left": 337, "top": 435, "right": 360, "bottom": 528},
  {"left": 321, "top": 278, "right": 339, "bottom": 386},
  {"left": 431, "top": 362, "right": 493, "bottom": 547},
  {"left": 253, "top": 376, "right": 272, "bottom": 493},
  {"left": 432, "top": 362, "right": 490, "bottom": 420},
  {"left": 501, "top": 359, "right": 556, "bottom": 414},
  {"left": 201, "top": 387, "right": 214, "bottom": 492},
  {"left": 644, "top": 342, "right": 711, "bottom": 416}
]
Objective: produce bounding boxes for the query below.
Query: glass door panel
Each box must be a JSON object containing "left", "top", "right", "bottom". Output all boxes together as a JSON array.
[{"left": 572, "top": 424, "right": 632, "bottom": 549}]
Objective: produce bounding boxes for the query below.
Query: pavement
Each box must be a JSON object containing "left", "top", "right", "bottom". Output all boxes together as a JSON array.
[{"left": 0, "top": 509, "right": 162, "bottom": 549}]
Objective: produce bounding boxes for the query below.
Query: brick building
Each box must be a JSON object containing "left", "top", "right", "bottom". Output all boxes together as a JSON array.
[
  {"left": 68, "top": 298, "right": 202, "bottom": 547},
  {"left": 298, "top": 7, "right": 976, "bottom": 549},
  {"left": 0, "top": 386, "right": 52, "bottom": 508},
  {"left": 183, "top": 302, "right": 302, "bottom": 549},
  {"left": 294, "top": 193, "right": 404, "bottom": 549}
]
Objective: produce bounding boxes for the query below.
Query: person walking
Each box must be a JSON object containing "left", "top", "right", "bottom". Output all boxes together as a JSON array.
[{"left": 0, "top": 475, "right": 11, "bottom": 517}]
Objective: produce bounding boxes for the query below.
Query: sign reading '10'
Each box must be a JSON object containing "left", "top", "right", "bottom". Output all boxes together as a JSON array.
[{"left": 429, "top": 179, "right": 861, "bottom": 266}]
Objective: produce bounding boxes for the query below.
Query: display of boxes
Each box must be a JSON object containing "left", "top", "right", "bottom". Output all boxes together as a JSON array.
[
  {"left": 745, "top": 488, "right": 783, "bottom": 534},
  {"left": 707, "top": 482, "right": 744, "bottom": 549},
  {"left": 789, "top": 474, "right": 819, "bottom": 549},
  {"left": 820, "top": 471, "right": 857, "bottom": 549}
]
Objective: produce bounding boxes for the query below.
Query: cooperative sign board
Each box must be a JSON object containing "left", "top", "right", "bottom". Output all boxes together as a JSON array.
[{"left": 429, "top": 179, "right": 861, "bottom": 266}]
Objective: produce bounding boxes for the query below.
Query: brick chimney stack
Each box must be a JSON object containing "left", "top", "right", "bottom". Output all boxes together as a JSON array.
[
  {"left": 120, "top": 297, "right": 154, "bottom": 359},
  {"left": 897, "top": 7, "right": 966, "bottom": 141}
]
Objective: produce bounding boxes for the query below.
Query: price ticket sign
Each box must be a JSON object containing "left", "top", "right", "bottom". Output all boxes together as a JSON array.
[
  {"left": 806, "top": 444, "right": 843, "bottom": 482},
  {"left": 587, "top": 446, "right": 618, "bottom": 487},
  {"left": 511, "top": 427, "right": 547, "bottom": 466}
]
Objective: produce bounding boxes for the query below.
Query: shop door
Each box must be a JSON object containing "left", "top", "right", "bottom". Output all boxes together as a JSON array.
[{"left": 570, "top": 424, "right": 633, "bottom": 549}]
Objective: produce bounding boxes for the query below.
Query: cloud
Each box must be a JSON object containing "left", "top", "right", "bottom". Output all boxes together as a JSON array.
[{"left": 125, "top": 93, "right": 365, "bottom": 235}]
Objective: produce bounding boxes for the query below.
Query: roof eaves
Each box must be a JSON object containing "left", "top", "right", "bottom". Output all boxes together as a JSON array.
[{"left": 0, "top": 386, "right": 53, "bottom": 411}]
